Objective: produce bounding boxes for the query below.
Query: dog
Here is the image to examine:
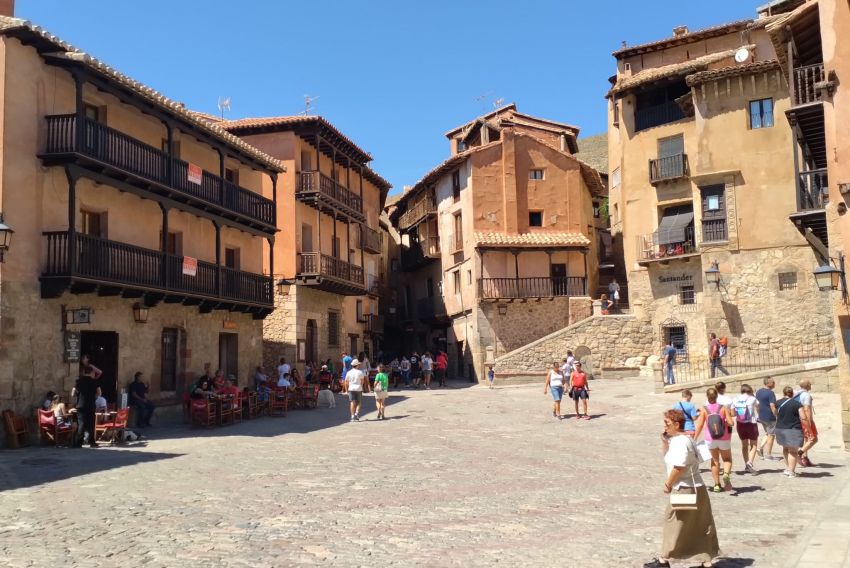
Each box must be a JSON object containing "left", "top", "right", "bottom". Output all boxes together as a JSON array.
[
  {"left": 120, "top": 430, "right": 141, "bottom": 442},
  {"left": 317, "top": 389, "right": 336, "bottom": 408}
]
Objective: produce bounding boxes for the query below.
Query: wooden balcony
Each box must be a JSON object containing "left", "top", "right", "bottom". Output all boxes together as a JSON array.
[
  {"left": 40, "top": 231, "right": 273, "bottom": 317},
  {"left": 398, "top": 197, "right": 436, "bottom": 231},
  {"left": 792, "top": 63, "right": 826, "bottom": 107},
  {"left": 296, "top": 252, "right": 366, "bottom": 296},
  {"left": 479, "top": 277, "right": 587, "bottom": 300},
  {"left": 790, "top": 168, "right": 829, "bottom": 249},
  {"left": 425, "top": 236, "right": 441, "bottom": 258},
  {"left": 367, "top": 274, "right": 383, "bottom": 297},
  {"left": 635, "top": 101, "right": 686, "bottom": 132},
  {"left": 296, "top": 171, "right": 365, "bottom": 222},
  {"left": 636, "top": 225, "right": 700, "bottom": 265},
  {"left": 365, "top": 314, "right": 384, "bottom": 335},
  {"left": 401, "top": 241, "right": 437, "bottom": 270},
  {"left": 649, "top": 154, "right": 689, "bottom": 185},
  {"left": 41, "top": 115, "right": 276, "bottom": 233},
  {"left": 360, "top": 225, "right": 383, "bottom": 254}
]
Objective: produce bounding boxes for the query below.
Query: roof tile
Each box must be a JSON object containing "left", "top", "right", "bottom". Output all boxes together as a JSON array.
[{"left": 475, "top": 232, "right": 591, "bottom": 248}]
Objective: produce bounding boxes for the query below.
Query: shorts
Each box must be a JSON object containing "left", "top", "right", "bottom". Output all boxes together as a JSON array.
[
  {"left": 570, "top": 388, "right": 589, "bottom": 400},
  {"left": 803, "top": 421, "right": 819, "bottom": 439},
  {"left": 550, "top": 386, "right": 564, "bottom": 401},
  {"left": 707, "top": 439, "right": 731, "bottom": 451},
  {"left": 374, "top": 390, "right": 388, "bottom": 401},
  {"left": 736, "top": 422, "right": 759, "bottom": 441},
  {"left": 775, "top": 428, "right": 804, "bottom": 449},
  {"left": 348, "top": 391, "right": 363, "bottom": 403},
  {"left": 423, "top": 370, "right": 432, "bottom": 377},
  {"left": 758, "top": 419, "right": 776, "bottom": 436}
]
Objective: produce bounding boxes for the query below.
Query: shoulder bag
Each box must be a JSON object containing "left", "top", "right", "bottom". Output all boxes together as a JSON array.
[{"left": 669, "top": 438, "right": 700, "bottom": 511}]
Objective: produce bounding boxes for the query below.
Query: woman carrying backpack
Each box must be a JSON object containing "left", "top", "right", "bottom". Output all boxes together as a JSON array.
[
  {"left": 694, "top": 387, "right": 735, "bottom": 493},
  {"left": 733, "top": 384, "right": 760, "bottom": 473}
]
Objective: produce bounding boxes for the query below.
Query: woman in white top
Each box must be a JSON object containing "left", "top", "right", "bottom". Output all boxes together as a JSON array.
[
  {"left": 543, "top": 361, "right": 565, "bottom": 420},
  {"left": 645, "top": 409, "right": 719, "bottom": 568}
]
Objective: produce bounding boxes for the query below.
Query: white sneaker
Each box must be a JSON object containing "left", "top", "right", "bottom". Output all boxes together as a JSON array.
[{"left": 745, "top": 463, "right": 756, "bottom": 474}]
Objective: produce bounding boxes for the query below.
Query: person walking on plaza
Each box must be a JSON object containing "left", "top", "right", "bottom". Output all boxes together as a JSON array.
[
  {"left": 389, "top": 357, "right": 400, "bottom": 389},
  {"left": 129, "top": 372, "right": 156, "bottom": 429},
  {"left": 708, "top": 334, "right": 729, "bottom": 378},
  {"left": 410, "top": 351, "right": 421, "bottom": 388},
  {"left": 487, "top": 365, "right": 495, "bottom": 389},
  {"left": 694, "top": 387, "right": 734, "bottom": 493},
  {"left": 673, "top": 389, "right": 697, "bottom": 437},
  {"left": 436, "top": 351, "right": 448, "bottom": 386},
  {"left": 344, "top": 358, "right": 369, "bottom": 422},
  {"left": 373, "top": 364, "right": 389, "bottom": 420},
  {"left": 341, "top": 353, "right": 353, "bottom": 393},
  {"left": 644, "top": 409, "right": 719, "bottom": 568},
  {"left": 73, "top": 365, "right": 100, "bottom": 448},
  {"left": 400, "top": 355, "right": 411, "bottom": 388},
  {"left": 796, "top": 379, "right": 818, "bottom": 467},
  {"left": 543, "top": 361, "right": 565, "bottom": 419},
  {"left": 422, "top": 352, "right": 434, "bottom": 389},
  {"left": 775, "top": 385, "right": 806, "bottom": 478},
  {"left": 755, "top": 377, "right": 781, "bottom": 461},
  {"left": 569, "top": 361, "right": 591, "bottom": 420},
  {"left": 561, "top": 351, "right": 575, "bottom": 378},
  {"left": 662, "top": 341, "right": 677, "bottom": 385},
  {"left": 733, "top": 384, "right": 759, "bottom": 473}
]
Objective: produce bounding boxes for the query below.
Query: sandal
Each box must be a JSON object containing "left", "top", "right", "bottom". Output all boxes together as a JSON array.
[{"left": 643, "top": 559, "right": 671, "bottom": 568}]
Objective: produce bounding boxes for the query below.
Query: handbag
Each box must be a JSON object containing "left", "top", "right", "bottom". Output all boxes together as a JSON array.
[
  {"left": 374, "top": 380, "right": 384, "bottom": 393},
  {"left": 669, "top": 439, "right": 700, "bottom": 511}
]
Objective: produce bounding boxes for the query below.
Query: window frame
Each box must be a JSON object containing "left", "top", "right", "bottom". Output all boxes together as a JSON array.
[
  {"left": 452, "top": 170, "right": 461, "bottom": 202},
  {"left": 778, "top": 271, "right": 798, "bottom": 291},
  {"left": 678, "top": 285, "right": 695, "bottom": 305},
  {"left": 528, "top": 169, "right": 545, "bottom": 181},
  {"left": 452, "top": 270, "right": 461, "bottom": 295},
  {"left": 529, "top": 210, "right": 544, "bottom": 227},
  {"left": 749, "top": 98, "right": 774, "bottom": 130},
  {"left": 327, "top": 310, "right": 340, "bottom": 347}
]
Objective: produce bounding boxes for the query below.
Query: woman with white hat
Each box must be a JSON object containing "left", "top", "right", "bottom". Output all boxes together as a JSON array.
[{"left": 345, "top": 358, "right": 370, "bottom": 422}]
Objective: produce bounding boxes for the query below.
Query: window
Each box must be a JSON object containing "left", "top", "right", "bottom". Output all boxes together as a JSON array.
[
  {"left": 456, "top": 140, "right": 467, "bottom": 152},
  {"left": 80, "top": 210, "right": 106, "bottom": 238},
  {"left": 749, "top": 98, "right": 774, "bottom": 129},
  {"left": 611, "top": 167, "right": 621, "bottom": 189},
  {"left": 662, "top": 321, "right": 689, "bottom": 362},
  {"left": 529, "top": 211, "right": 543, "bottom": 227},
  {"left": 778, "top": 272, "right": 798, "bottom": 291},
  {"left": 700, "top": 185, "right": 727, "bottom": 242},
  {"left": 300, "top": 151, "right": 313, "bottom": 171},
  {"left": 84, "top": 103, "right": 105, "bottom": 123},
  {"left": 356, "top": 300, "right": 365, "bottom": 322},
  {"left": 679, "top": 285, "right": 695, "bottom": 305},
  {"left": 593, "top": 201, "right": 601, "bottom": 219},
  {"left": 452, "top": 170, "right": 461, "bottom": 202},
  {"left": 224, "top": 168, "right": 239, "bottom": 185},
  {"left": 301, "top": 224, "right": 313, "bottom": 253},
  {"left": 160, "top": 231, "right": 183, "bottom": 255},
  {"left": 427, "top": 278, "right": 434, "bottom": 298},
  {"left": 161, "top": 139, "right": 181, "bottom": 158},
  {"left": 467, "top": 269, "right": 472, "bottom": 285},
  {"left": 453, "top": 213, "right": 463, "bottom": 250},
  {"left": 612, "top": 100, "right": 620, "bottom": 126},
  {"left": 327, "top": 311, "right": 340, "bottom": 347},
  {"left": 349, "top": 334, "right": 358, "bottom": 355},
  {"left": 452, "top": 270, "right": 461, "bottom": 294},
  {"left": 224, "top": 247, "right": 240, "bottom": 269},
  {"left": 529, "top": 169, "right": 545, "bottom": 180}
]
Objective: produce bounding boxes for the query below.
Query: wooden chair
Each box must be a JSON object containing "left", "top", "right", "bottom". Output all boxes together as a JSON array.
[
  {"left": 231, "top": 395, "right": 243, "bottom": 424},
  {"left": 253, "top": 391, "right": 270, "bottom": 418},
  {"left": 190, "top": 399, "right": 216, "bottom": 428},
  {"left": 270, "top": 388, "right": 288, "bottom": 416},
  {"left": 219, "top": 396, "right": 235, "bottom": 426},
  {"left": 2, "top": 409, "right": 30, "bottom": 448},
  {"left": 299, "top": 385, "right": 319, "bottom": 410},
  {"left": 37, "top": 409, "right": 74, "bottom": 446}
]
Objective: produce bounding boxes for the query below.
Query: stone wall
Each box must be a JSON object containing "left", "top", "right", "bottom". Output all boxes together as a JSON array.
[
  {"left": 476, "top": 297, "right": 576, "bottom": 357},
  {"left": 493, "top": 314, "right": 655, "bottom": 378}
]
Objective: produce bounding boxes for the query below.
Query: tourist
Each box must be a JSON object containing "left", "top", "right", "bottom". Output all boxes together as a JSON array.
[
  {"left": 608, "top": 279, "right": 621, "bottom": 308},
  {"left": 644, "top": 409, "right": 719, "bottom": 568},
  {"left": 569, "top": 361, "right": 591, "bottom": 420},
  {"left": 254, "top": 366, "right": 268, "bottom": 390},
  {"left": 389, "top": 357, "right": 400, "bottom": 388},
  {"left": 345, "top": 358, "right": 369, "bottom": 422},
  {"left": 600, "top": 294, "right": 612, "bottom": 315},
  {"left": 94, "top": 386, "right": 107, "bottom": 413},
  {"left": 277, "top": 372, "right": 293, "bottom": 390},
  {"left": 400, "top": 355, "right": 411, "bottom": 388},
  {"left": 755, "top": 377, "right": 781, "bottom": 461},
  {"left": 436, "top": 351, "right": 448, "bottom": 386},
  {"left": 708, "top": 334, "right": 729, "bottom": 378},
  {"left": 487, "top": 365, "right": 495, "bottom": 389},
  {"left": 422, "top": 352, "right": 434, "bottom": 389},
  {"left": 543, "top": 361, "right": 565, "bottom": 420},
  {"left": 714, "top": 381, "right": 733, "bottom": 413},
  {"left": 218, "top": 375, "right": 241, "bottom": 397},
  {"left": 212, "top": 369, "right": 226, "bottom": 391},
  {"left": 373, "top": 364, "right": 389, "bottom": 420},
  {"left": 49, "top": 394, "right": 75, "bottom": 431},
  {"left": 775, "top": 385, "right": 805, "bottom": 478},
  {"left": 410, "top": 351, "right": 421, "bottom": 388},
  {"left": 291, "top": 368, "right": 305, "bottom": 387},
  {"left": 797, "top": 379, "right": 818, "bottom": 467},
  {"left": 79, "top": 354, "right": 103, "bottom": 380},
  {"left": 277, "top": 358, "right": 291, "bottom": 385},
  {"left": 341, "top": 352, "right": 353, "bottom": 392},
  {"left": 358, "top": 352, "right": 370, "bottom": 377},
  {"left": 128, "top": 371, "right": 156, "bottom": 428},
  {"left": 42, "top": 390, "right": 57, "bottom": 411},
  {"left": 318, "top": 365, "right": 333, "bottom": 388},
  {"left": 73, "top": 365, "right": 100, "bottom": 448},
  {"left": 325, "top": 358, "right": 335, "bottom": 376},
  {"left": 694, "top": 387, "right": 733, "bottom": 492},
  {"left": 192, "top": 379, "right": 215, "bottom": 399},
  {"left": 733, "top": 384, "right": 759, "bottom": 473},
  {"left": 662, "top": 341, "right": 677, "bottom": 385},
  {"left": 673, "top": 389, "right": 697, "bottom": 437}
]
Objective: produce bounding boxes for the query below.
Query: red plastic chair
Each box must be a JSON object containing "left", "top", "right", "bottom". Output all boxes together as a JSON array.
[
  {"left": 191, "top": 399, "right": 216, "bottom": 428},
  {"left": 37, "top": 409, "right": 74, "bottom": 446},
  {"left": 270, "top": 387, "right": 288, "bottom": 416}
]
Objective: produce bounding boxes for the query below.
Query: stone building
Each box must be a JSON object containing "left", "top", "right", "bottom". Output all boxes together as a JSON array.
[
  {"left": 215, "top": 117, "right": 391, "bottom": 371},
  {"left": 0, "top": 14, "right": 282, "bottom": 412},
  {"left": 606, "top": 11, "right": 835, "bottom": 377},
  {"left": 386, "top": 105, "right": 605, "bottom": 380}
]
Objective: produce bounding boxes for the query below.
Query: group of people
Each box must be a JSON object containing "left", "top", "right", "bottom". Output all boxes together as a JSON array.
[
  {"left": 543, "top": 351, "right": 591, "bottom": 420},
  {"left": 662, "top": 333, "right": 731, "bottom": 386},
  {"left": 646, "top": 377, "right": 819, "bottom": 567},
  {"left": 386, "top": 351, "right": 449, "bottom": 390}
]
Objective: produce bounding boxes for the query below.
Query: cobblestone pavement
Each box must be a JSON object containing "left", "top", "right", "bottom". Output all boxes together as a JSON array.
[{"left": 1, "top": 378, "right": 848, "bottom": 568}]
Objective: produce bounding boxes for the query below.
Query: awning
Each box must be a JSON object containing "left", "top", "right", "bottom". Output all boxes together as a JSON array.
[{"left": 656, "top": 211, "right": 694, "bottom": 245}]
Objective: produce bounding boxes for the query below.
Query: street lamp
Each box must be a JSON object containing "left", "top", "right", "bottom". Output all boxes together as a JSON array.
[
  {"left": 704, "top": 260, "right": 721, "bottom": 288},
  {"left": 0, "top": 213, "right": 14, "bottom": 263},
  {"left": 132, "top": 302, "right": 150, "bottom": 323},
  {"left": 813, "top": 254, "right": 848, "bottom": 303}
]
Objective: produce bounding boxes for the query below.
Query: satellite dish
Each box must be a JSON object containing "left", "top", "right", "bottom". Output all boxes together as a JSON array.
[{"left": 734, "top": 47, "right": 750, "bottom": 63}]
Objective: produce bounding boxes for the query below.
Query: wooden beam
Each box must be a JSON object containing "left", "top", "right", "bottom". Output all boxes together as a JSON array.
[{"left": 804, "top": 227, "right": 829, "bottom": 261}]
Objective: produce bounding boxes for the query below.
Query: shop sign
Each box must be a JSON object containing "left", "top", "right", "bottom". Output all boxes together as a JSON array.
[
  {"left": 64, "top": 331, "right": 81, "bottom": 362},
  {"left": 182, "top": 256, "right": 197, "bottom": 277},
  {"left": 187, "top": 163, "right": 203, "bottom": 185},
  {"left": 223, "top": 320, "right": 239, "bottom": 330},
  {"left": 657, "top": 274, "right": 693, "bottom": 284}
]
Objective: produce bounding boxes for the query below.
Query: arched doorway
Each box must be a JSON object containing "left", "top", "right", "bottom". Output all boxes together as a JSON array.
[{"left": 305, "top": 319, "right": 317, "bottom": 364}]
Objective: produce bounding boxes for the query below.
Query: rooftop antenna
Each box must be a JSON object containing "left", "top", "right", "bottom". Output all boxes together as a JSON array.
[
  {"left": 493, "top": 97, "right": 505, "bottom": 109},
  {"left": 473, "top": 91, "right": 493, "bottom": 113},
  {"left": 300, "top": 94, "right": 320, "bottom": 116},
  {"left": 217, "top": 96, "right": 231, "bottom": 120}
]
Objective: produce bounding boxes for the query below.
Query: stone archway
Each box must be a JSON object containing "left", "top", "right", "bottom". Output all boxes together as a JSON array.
[{"left": 574, "top": 345, "right": 594, "bottom": 379}]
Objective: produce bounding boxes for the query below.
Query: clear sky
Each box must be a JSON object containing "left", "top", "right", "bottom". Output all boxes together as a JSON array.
[{"left": 17, "top": 0, "right": 755, "bottom": 194}]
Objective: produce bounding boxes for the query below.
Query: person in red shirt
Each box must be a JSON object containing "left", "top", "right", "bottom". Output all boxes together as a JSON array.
[
  {"left": 435, "top": 351, "right": 448, "bottom": 387},
  {"left": 217, "top": 375, "right": 241, "bottom": 397},
  {"left": 569, "top": 361, "right": 591, "bottom": 420}
]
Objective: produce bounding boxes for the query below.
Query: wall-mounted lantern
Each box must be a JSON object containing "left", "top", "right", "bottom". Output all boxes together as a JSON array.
[
  {"left": 132, "top": 303, "right": 150, "bottom": 324},
  {"left": 0, "top": 213, "right": 14, "bottom": 263},
  {"left": 704, "top": 260, "right": 721, "bottom": 288}
]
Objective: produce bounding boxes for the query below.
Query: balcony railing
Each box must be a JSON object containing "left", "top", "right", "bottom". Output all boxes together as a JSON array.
[
  {"left": 480, "top": 277, "right": 587, "bottom": 300},
  {"left": 793, "top": 63, "right": 826, "bottom": 106},
  {"left": 42, "top": 231, "right": 272, "bottom": 306},
  {"left": 360, "top": 225, "right": 383, "bottom": 254},
  {"left": 297, "top": 171, "right": 363, "bottom": 217},
  {"left": 635, "top": 101, "right": 686, "bottom": 132},
  {"left": 798, "top": 168, "right": 828, "bottom": 210},
  {"left": 399, "top": 197, "right": 436, "bottom": 230},
  {"left": 649, "top": 154, "right": 688, "bottom": 184},
  {"left": 367, "top": 274, "right": 383, "bottom": 296},
  {"left": 43, "top": 115, "right": 275, "bottom": 227},
  {"left": 365, "top": 314, "right": 384, "bottom": 334},
  {"left": 297, "top": 252, "right": 364, "bottom": 286},
  {"left": 636, "top": 225, "right": 699, "bottom": 263}
]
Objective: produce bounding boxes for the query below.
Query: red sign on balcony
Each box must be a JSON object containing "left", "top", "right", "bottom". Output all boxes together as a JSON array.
[
  {"left": 182, "top": 256, "right": 197, "bottom": 277},
  {"left": 187, "top": 163, "right": 202, "bottom": 185}
]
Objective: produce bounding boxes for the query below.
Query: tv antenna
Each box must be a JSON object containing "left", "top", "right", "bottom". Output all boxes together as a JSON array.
[
  {"left": 473, "top": 91, "right": 493, "bottom": 113},
  {"left": 493, "top": 97, "right": 505, "bottom": 109},
  {"left": 300, "top": 94, "right": 320, "bottom": 116},
  {"left": 217, "top": 96, "right": 231, "bottom": 119}
]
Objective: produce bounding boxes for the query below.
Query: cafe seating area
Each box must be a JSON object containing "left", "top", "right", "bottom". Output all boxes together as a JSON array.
[{"left": 190, "top": 385, "right": 321, "bottom": 429}]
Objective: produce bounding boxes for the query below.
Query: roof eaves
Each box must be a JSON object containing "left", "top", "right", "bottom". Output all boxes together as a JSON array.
[
  {"left": 444, "top": 103, "right": 517, "bottom": 137},
  {"left": 685, "top": 59, "right": 781, "bottom": 87},
  {"left": 613, "top": 19, "right": 753, "bottom": 58}
]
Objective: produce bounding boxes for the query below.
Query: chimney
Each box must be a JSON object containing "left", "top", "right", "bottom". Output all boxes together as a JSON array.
[
  {"left": 0, "top": 0, "right": 14, "bottom": 17},
  {"left": 673, "top": 25, "right": 689, "bottom": 37},
  {"left": 403, "top": 185, "right": 412, "bottom": 194}
]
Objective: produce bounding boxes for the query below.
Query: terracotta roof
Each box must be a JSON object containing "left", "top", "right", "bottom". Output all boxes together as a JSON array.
[
  {"left": 613, "top": 19, "right": 753, "bottom": 58},
  {"left": 475, "top": 232, "right": 591, "bottom": 248},
  {"left": 445, "top": 103, "right": 518, "bottom": 136},
  {"left": 766, "top": 1, "right": 820, "bottom": 72},
  {"left": 609, "top": 46, "right": 753, "bottom": 96},
  {"left": 686, "top": 59, "right": 781, "bottom": 86},
  {"left": 575, "top": 133, "right": 608, "bottom": 175},
  {"left": 445, "top": 104, "right": 579, "bottom": 138},
  {"left": 0, "top": 17, "right": 284, "bottom": 172}
]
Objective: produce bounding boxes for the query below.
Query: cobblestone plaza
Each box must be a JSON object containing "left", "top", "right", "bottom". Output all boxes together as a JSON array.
[{"left": 2, "top": 378, "right": 849, "bottom": 567}]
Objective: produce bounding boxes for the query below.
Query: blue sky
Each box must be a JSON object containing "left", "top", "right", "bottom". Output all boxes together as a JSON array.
[{"left": 18, "top": 0, "right": 754, "bottom": 194}]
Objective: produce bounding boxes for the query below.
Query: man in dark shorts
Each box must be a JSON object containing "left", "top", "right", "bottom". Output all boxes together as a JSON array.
[
  {"left": 755, "top": 377, "right": 781, "bottom": 461},
  {"left": 409, "top": 352, "right": 421, "bottom": 389},
  {"left": 73, "top": 366, "right": 100, "bottom": 447}
]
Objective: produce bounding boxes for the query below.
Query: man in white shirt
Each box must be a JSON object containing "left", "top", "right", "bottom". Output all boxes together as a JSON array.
[
  {"left": 561, "top": 351, "right": 576, "bottom": 377},
  {"left": 344, "top": 358, "right": 370, "bottom": 422},
  {"left": 277, "top": 357, "right": 290, "bottom": 383},
  {"left": 422, "top": 352, "right": 434, "bottom": 389}
]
